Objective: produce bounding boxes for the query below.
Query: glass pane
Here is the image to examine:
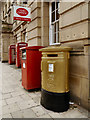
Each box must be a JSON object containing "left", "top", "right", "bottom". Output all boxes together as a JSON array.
[
  {"left": 56, "top": 22, "right": 59, "bottom": 32},
  {"left": 52, "top": 24, "right": 55, "bottom": 33},
  {"left": 22, "top": 50, "right": 26, "bottom": 59},
  {"left": 52, "top": 2, "right": 55, "bottom": 12},
  {"left": 56, "top": 32, "right": 59, "bottom": 43},
  {"left": 54, "top": 33, "right": 56, "bottom": 43},
  {"left": 56, "top": 9, "right": 59, "bottom": 20},
  {"left": 52, "top": 23, "right": 57, "bottom": 34},
  {"left": 52, "top": 12, "right": 55, "bottom": 22},
  {"left": 52, "top": 23, "right": 56, "bottom": 33},
  {"left": 56, "top": 2, "right": 59, "bottom": 9},
  {"left": 52, "top": 33, "right": 55, "bottom": 43},
  {"left": 52, "top": 33, "right": 56, "bottom": 43},
  {"left": 55, "top": 23, "right": 56, "bottom": 32}
]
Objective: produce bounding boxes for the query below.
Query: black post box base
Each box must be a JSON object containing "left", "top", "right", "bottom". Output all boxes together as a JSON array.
[{"left": 41, "top": 89, "right": 70, "bottom": 112}]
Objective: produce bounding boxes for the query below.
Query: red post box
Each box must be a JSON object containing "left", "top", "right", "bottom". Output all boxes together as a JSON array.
[
  {"left": 16, "top": 42, "right": 28, "bottom": 68},
  {"left": 21, "top": 46, "right": 44, "bottom": 90},
  {"left": 8, "top": 45, "right": 16, "bottom": 64}
]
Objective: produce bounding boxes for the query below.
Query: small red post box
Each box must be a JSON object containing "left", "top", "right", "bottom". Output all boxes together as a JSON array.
[
  {"left": 16, "top": 42, "right": 28, "bottom": 68},
  {"left": 8, "top": 45, "right": 16, "bottom": 64},
  {"left": 21, "top": 46, "right": 44, "bottom": 90}
]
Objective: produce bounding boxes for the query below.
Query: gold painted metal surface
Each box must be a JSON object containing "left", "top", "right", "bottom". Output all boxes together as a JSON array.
[
  {"left": 40, "top": 47, "right": 72, "bottom": 93},
  {"left": 39, "top": 46, "right": 72, "bottom": 52}
]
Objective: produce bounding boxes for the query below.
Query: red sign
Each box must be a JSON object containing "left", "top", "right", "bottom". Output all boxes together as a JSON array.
[
  {"left": 14, "top": 6, "right": 31, "bottom": 22},
  {"left": 13, "top": 17, "right": 31, "bottom": 21},
  {"left": 16, "top": 8, "right": 28, "bottom": 16}
]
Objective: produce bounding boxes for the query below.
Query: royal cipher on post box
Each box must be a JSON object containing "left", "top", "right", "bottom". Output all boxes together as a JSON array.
[
  {"left": 21, "top": 46, "right": 44, "bottom": 90},
  {"left": 8, "top": 45, "right": 16, "bottom": 64},
  {"left": 16, "top": 42, "right": 28, "bottom": 68}
]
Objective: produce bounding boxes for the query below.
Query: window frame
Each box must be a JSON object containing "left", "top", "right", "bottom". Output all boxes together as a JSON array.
[{"left": 49, "top": 1, "right": 60, "bottom": 46}]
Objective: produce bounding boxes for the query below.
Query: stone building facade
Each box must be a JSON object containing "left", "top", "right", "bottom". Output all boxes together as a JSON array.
[{"left": 0, "top": 0, "right": 90, "bottom": 111}]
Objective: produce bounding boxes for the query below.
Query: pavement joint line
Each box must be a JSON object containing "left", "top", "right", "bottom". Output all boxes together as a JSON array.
[
  {"left": 31, "top": 109, "right": 46, "bottom": 117},
  {"left": 4, "top": 100, "right": 8, "bottom": 106},
  {"left": 30, "top": 104, "right": 40, "bottom": 108}
]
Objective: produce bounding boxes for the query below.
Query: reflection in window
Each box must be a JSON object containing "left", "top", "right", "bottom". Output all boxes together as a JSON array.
[{"left": 22, "top": 50, "right": 26, "bottom": 60}]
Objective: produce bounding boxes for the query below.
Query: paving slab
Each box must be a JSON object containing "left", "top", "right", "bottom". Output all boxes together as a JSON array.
[
  {"left": 22, "top": 108, "right": 37, "bottom": 118},
  {"left": 17, "top": 99, "right": 38, "bottom": 110},
  {"left": 11, "top": 110, "right": 24, "bottom": 118},
  {"left": 2, "top": 87, "right": 15, "bottom": 94},
  {"left": 6, "top": 96, "right": 24, "bottom": 105},
  {"left": 59, "top": 108, "right": 88, "bottom": 118},
  {"left": 49, "top": 112, "right": 64, "bottom": 118},
  {"left": 20, "top": 94, "right": 32, "bottom": 101},
  {"left": 28, "top": 92, "right": 38, "bottom": 99},
  {"left": 32, "top": 96, "right": 41, "bottom": 105},
  {"left": 2, "top": 105, "right": 11, "bottom": 115},
  {"left": 31, "top": 106, "right": 47, "bottom": 117},
  {"left": 2, "top": 113, "right": 12, "bottom": 118},
  {"left": 2, "top": 93, "right": 12, "bottom": 100},
  {"left": 37, "top": 114, "right": 52, "bottom": 118},
  {"left": 2, "top": 103, "right": 20, "bottom": 115},
  {"left": 10, "top": 91, "right": 25, "bottom": 97},
  {"left": 2, "top": 100, "right": 7, "bottom": 106}
]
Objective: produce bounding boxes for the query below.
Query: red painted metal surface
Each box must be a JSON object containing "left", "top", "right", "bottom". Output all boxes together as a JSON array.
[
  {"left": 21, "top": 46, "right": 44, "bottom": 90},
  {"left": 16, "top": 42, "right": 28, "bottom": 68},
  {"left": 14, "top": 17, "right": 31, "bottom": 21},
  {"left": 8, "top": 45, "right": 16, "bottom": 64},
  {"left": 16, "top": 8, "right": 29, "bottom": 16}
]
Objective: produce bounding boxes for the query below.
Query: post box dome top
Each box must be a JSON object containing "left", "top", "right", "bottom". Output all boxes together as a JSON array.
[
  {"left": 16, "top": 42, "right": 27, "bottom": 44},
  {"left": 39, "top": 46, "right": 72, "bottom": 52},
  {"left": 20, "top": 46, "right": 44, "bottom": 50},
  {"left": 8, "top": 45, "right": 15, "bottom": 49}
]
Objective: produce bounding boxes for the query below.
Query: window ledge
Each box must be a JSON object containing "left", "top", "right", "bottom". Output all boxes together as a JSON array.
[{"left": 50, "top": 43, "right": 61, "bottom": 46}]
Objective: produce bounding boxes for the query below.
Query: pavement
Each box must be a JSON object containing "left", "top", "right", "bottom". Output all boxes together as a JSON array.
[{"left": 0, "top": 62, "right": 89, "bottom": 119}]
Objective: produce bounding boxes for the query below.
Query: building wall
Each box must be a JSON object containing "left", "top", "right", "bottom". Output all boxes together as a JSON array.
[
  {"left": 13, "top": 21, "right": 28, "bottom": 43},
  {"left": 0, "top": 2, "right": 5, "bottom": 60},
  {"left": 59, "top": 2, "right": 88, "bottom": 48},
  {"left": 59, "top": 2, "right": 89, "bottom": 110},
  {"left": 41, "top": 2, "right": 49, "bottom": 46},
  {"left": 1, "top": 23, "right": 13, "bottom": 62},
  {"left": 69, "top": 51, "right": 89, "bottom": 109},
  {"left": 0, "top": 1, "right": 14, "bottom": 61},
  {"left": 27, "top": 2, "right": 41, "bottom": 46}
]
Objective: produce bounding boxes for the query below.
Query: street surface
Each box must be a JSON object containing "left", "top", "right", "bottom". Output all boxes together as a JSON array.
[{"left": 0, "top": 62, "right": 89, "bottom": 119}]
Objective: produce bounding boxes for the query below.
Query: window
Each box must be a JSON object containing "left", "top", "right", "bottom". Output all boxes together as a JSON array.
[
  {"left": 5, "top": 4, "right": 7, "bottom": 14},
  {"left": 25, "top": 33, "right": 27, "bottom": 42},
  {"left": 49, "top": 1, "right": 60, "bottom": 45},
  {"left": 23, "top": 32, "right": 27, "bottom": 42},
  {"left": 3, "top": 11, "right": 4, "bottom": 19},
  {"left": 23, "top": 0, "right": 28, "bottom": 4},
  {"left": 13, "top": 0, "right": 17, "bottom": 3}
]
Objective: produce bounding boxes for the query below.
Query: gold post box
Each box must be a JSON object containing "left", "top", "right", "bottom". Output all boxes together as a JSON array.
[{"left": 39, "top": 46, "right": 72, "bottom": 112}]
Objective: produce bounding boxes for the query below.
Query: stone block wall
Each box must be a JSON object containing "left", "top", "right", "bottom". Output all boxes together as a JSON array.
[
  {"left": 13, "top": 21, "right": 28, "bottom": 43},
  {"left": 60, "top": 2, "right": 88, "bottom": 48},
  {"left": 1, "top": 23, "right": 13, "bottom": 62},
  {"left": 27, "top": 1, "right": 41, "bottom": 46},
  {"left": 41, "top": 2, "right": 49, "bottom": 46},
  {"left": 69, "top": 51, "right": 89, "bottom": 110},
  {"left": 59, "top": 1, "right": 90, "bottom": 110}
]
